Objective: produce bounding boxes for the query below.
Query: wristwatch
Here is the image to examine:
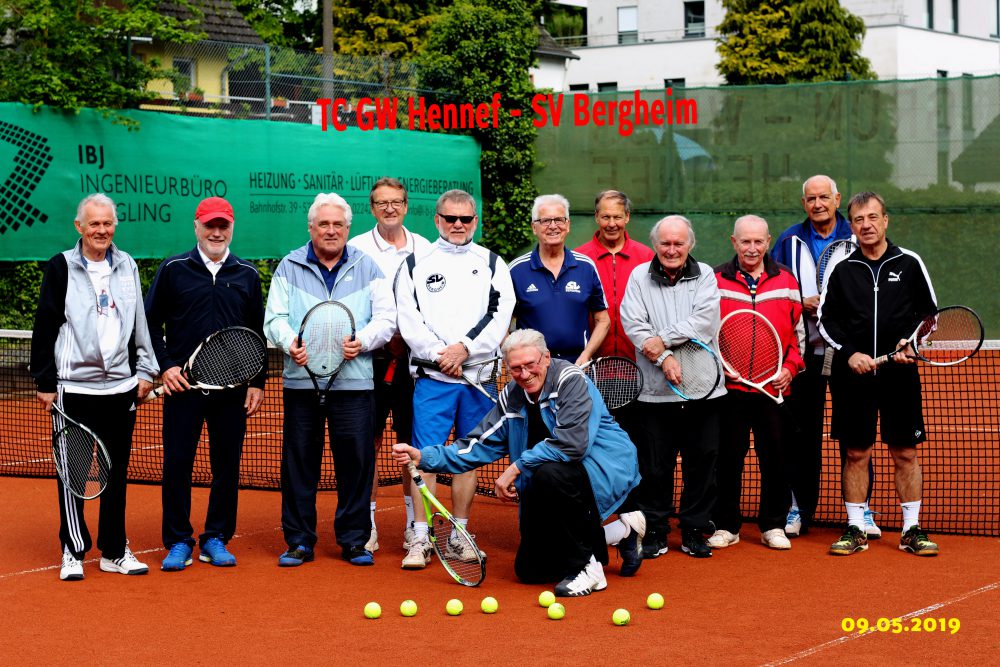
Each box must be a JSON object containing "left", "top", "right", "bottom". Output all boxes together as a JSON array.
[{"left": 655, "top": 349, "right": 673, "bottom": 365}]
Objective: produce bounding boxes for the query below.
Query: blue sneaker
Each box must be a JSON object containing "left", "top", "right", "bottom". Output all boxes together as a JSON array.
[
  {"left": 342, "top": 545, "right": 374, "bottom": 566},
  {"left": 278, "top": 544, "right": 314, "bottom": 567},
  {"left": 199, "top": 537, "right": 236, "bottom": 567},
  {"left": 162, "top": 543, "right": 194, "bottom": 571}
]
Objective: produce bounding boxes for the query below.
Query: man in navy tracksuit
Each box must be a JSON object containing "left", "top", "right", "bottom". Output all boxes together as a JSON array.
[{"left": 145, "top": 197, "right": 266, "bottom": 571}]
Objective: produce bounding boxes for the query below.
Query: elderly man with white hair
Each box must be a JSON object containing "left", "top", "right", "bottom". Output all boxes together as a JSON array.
[
  {"left": 392, "top": 329, "right": 641, "bottom": 597},
  {"left": 620, "top": 215, "right": 726, "bottom": 559},
  {"left": 264, "top": 192, "right": 396, "bottom": 568}
]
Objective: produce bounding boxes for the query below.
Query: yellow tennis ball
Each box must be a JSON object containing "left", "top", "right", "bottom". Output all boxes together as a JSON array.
[
  {"left": 400, "top": 600, "right": 418, "bottom": 617},
  {"left": 547, "top": 602, "right": 565, "bottom": 620},
  {"left": 612, "top": 608, "right": 631, "bottom": 626},
  {"left": 363, "top": 602, "right": 381, "bottom": 619},
  {"left": 647, "top": 593, "right": 665, "bottom": 610},
  {"left": 445, "top": 599, "right": 464, "bottom": 616},
  {"left": 481, "top": 596, "right": 499, "bottom": 614},
  {"left": 538, "top": 590, "right": 556, "bottom": 607}
]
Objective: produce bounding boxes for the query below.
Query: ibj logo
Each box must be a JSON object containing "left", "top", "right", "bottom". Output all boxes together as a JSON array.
[{"left": 0, "top": 122, "right": 52, "bottom": 234}]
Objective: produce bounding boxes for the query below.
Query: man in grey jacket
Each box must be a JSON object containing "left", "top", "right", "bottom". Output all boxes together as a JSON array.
[
  {"left": 620, "top": 215, "right": 724, "bottom": 559},
  {"left": 31, "top": 193, "right": 159, "bottom": 581}
]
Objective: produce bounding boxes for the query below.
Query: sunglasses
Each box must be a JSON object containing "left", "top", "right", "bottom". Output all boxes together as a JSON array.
[{"left": 438, "top": 214, "right": 476, "bottom": 224}]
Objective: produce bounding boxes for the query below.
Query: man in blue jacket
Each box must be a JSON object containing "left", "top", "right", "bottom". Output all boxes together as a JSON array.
[
  {"left": 392, "top": 329, "right": 641, "bottom": 597},
  {"left": 145, "top": 197, "right": 267, "bottom": 571}
]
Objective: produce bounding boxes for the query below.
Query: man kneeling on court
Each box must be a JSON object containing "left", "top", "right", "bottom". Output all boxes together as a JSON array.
[{"left": 392, "top": 329, "right": 641, "bottom": 596}]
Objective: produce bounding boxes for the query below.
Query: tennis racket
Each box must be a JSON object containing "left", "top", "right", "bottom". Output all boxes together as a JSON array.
[
  {"left": 50, "top": 404, "right": 111, "bottom": 500},
  {"left": 664, "top": 340, "right": 722, "bottom": 401},
  {"left": 145, "top": 326, "right": 266, "bottom": 401},
  {"left": 816, "top": 239, "right": 858, "bottom": 376},
  {"left": 407, "top": 461, "right": 485, "bottom": 586},
  {"left": 717, "top": 309, "right": 785, "bottom": 404},
  {"left": 580, "top": 356, "right": 643, "bottom": 409},
  {"left": 874, "top": 306, "right": 984, "bottom": 368},
  {"left": 299, "top": 300, "right": 356, "bottom": 407},
  {"left": 412, "top": 356, "right": 508, "bottom": 403}
]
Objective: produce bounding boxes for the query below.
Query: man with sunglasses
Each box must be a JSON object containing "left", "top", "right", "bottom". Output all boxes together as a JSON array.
[
  {"left": 509, "top": 194, "right": 609, "bottom": 365},
  {"left": 394, "top": 189, "right": 515, "bottom": 570},
  {"left": 391, "top": 329, "right": 641, "bottom": 597},
  {"left": 348, "top": 177, "right": 432, "bottom": 556}
]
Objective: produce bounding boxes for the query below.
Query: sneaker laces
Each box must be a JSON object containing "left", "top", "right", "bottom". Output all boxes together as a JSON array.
[
  {"left": 118, "top": 547, "right": 141, "bottom": 565},
  {"left": 62, "top": 547, "right": 80, "bottom": 568}
]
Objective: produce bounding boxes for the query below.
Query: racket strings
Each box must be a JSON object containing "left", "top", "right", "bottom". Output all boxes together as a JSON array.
[
  {"left": 191, "top": 328, "right": 266, "bottom": 386},
  {"left": 301, "top": 317, "right": 350, "bottom": 375},
  {"left": 54, "top": 426, "right": 107, "bottom": 499},
  {"left": 429, "top": 514, "right": 483, "bottom": 585},
  {"left": 817, "top": 240, "right": 857, "bottom": 291},
  {"left": 672, "top": 342, "right": 720, "bottom": 399},
  {"left": 916, "top": 308, "right": 984, "bottom": 362},
  {"left": 719, "top": 314, "right": 781, "bottom": 382},
  {"left": 476, "top": 361, "right": 508, "bottom": 400},
  {"left": 585, "top": 358, "right": 641, "bottom": 409}
]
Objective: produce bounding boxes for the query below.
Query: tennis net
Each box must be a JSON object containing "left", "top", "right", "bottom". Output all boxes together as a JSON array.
[{"left": 1, "top": 329, "right": 997, "bottom": 536}]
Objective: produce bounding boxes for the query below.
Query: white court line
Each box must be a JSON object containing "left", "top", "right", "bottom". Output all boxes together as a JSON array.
[
  {"left": 763, "top": 581, "right": 1000, "bottom": 666},
  {"left": 0, "top": 505, "right": 401, "bottom": 581}
]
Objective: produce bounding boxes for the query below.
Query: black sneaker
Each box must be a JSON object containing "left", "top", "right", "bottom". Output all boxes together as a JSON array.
[
  {"left": 342, "top": 545, "right": 375, "bottom": 566},
  {"left": 641, "top": 535, "right": 668, "bottom": 559},
  {"left": 681, "top": 529, "right": 712, "bottom": 558},
  {"left": 829, "top": 525, "right": 868, "bottom": 555},
  {"left": 899, "top": 525, "right": 938, "bottom": 556}
]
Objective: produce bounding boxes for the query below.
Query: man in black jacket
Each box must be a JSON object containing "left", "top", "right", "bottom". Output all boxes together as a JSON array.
[
  {"left": 818, "top": 192, "right": 939, "bottom": 557},
  {"left": 145, "top": 197, "right": 266, "bottom": 571}
]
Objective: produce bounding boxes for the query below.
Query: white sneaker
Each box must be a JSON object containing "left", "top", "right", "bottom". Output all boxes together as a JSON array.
[
  {"left": 706, "top": 529, "right": 740, "bottom": 548},
  {"left": 619, "top": 510, "right": 646, "bottom": 541},
  {"left": 100, "top": 545, "right": 149, "bottom": 575},
  {"left": 445, "top": 532, "right": 486, "bottom": 562},
  {"left": 402, "top": 522, "right": 415, "bottom": 551},
  {"left": 554, "top": 556, "right": 608, "bottom": 597},
  {"left": 761, "top": 528, "right": 792, "bottom": 550},
  {"left": 784, "top": 508, "right": 802, "bottom": 537},
  {"left": 863, "top": 509, "right": 882, "bottom": 539},
  {"left": 401, "top": 537, "right": 431, "bottom": 569},
  {"left": 365, "top": 525, "right": 379, "bottom": 552},
  {"left": 60, "top": 545, "right": 83, "bottom": 581}
]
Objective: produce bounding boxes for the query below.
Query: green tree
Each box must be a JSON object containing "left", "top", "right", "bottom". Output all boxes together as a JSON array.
[
  {"left": 331, "top": 0, "right": 445, "bottom": 58},
  {"left": 231, "top": 0, "right": 319, "bottom": 49},
  {"left": 0, "top": 0, "right": 201, "bottom": 116},
  {"left": 717, "top": 0, "right": 875, "bottom": 85},
  {"left": 418, "top": 0, "right": 541, "bottom": 258}
]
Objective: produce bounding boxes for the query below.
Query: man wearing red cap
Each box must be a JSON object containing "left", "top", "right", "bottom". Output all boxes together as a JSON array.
[{"left": 145, "top": 196, "right": 266, "bottom": 571}]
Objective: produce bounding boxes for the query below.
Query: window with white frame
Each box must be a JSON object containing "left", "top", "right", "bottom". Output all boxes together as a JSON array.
[{"left": 618, "top": 6, "right": 638, "bottom": 45}]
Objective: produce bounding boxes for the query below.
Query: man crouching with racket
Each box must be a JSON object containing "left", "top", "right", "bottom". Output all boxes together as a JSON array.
[
  {"left": 392, "top": 329, "right": 641, "bottom": 596},
  {"left": 819, "top": 192, "right": 939, "bottom": 557}
]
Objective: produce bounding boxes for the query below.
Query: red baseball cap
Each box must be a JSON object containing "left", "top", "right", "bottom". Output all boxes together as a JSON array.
[{"left": 195, "top": 197, "right": 235, "bottom": 224}]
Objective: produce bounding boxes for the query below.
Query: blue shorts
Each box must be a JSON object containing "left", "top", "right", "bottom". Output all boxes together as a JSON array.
[{"left": 411, "top": 378, "right": 494, "bottom": 450}]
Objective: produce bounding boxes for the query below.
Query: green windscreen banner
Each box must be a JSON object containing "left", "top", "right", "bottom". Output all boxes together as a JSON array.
[{"left": 0, "top": 103, "right": 481, "bottom": 260}]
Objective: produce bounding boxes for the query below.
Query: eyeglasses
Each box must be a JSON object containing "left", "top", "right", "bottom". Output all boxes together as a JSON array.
[
  {"left": 438, "top": 214, "right": 476, "bottom": 224},
  {"left": 533, "top": 217, "right": 568, "bottom": 228},
  {"left": 373, "top": 199, "right": 406, "bottom": 210},
  {"left": 508, "top": 355, "right": 544, "bottom": 376}
]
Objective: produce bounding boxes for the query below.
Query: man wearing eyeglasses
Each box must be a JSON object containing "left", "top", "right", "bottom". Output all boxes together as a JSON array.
[
  {"left": 391, "top": 329, "right": 641, "bottom": 597},
  {"left": 348, "top": 177, "right": 432, "bottom": 556},
  {"left": 509, "top": 194, "right": 609, "bottom": 365},
  {"left": 394, "top": 189, "right": 516, "bottom": 570}
]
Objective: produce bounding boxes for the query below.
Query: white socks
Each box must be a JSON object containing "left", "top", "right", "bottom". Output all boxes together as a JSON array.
[
  {"left": 846, "top": 502, "right": 866, "bottom": 529},
  {"left": 901, "top": 501, "right": 921, "bottom": 532},
  {"left": 603, "top": 519, "right": 629, "bottom": 546}
]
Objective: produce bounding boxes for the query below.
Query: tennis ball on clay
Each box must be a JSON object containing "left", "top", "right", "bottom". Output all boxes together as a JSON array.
[
  {"left": 400, "top": 600, "right": 418, "bottom": 617},
  {"left": 363, "top": 602, "right": 382, "bottom": 619},
  {"left": 547, "top": 602, "right": 566, "bottom": 620},
  {"left": 612, "top": 608, "right": 631, "bottom": 626},
  {"left": 481, "top": 596, "right": 499, "bottom": 614},
  {"left": 446, "top": 598, "right": 464, "bottom": 616},
  {"left": 647, "top": 592, "right": 665, "bottom": 610},
  {"left": 538, "top": 590, "right": 556, "bottom": 607}
]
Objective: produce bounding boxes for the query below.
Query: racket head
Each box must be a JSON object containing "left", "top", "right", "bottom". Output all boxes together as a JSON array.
[
  {"left": 429, "top": 511, "right": 485, "bottom": 587},
  {"left": 474, "top": 358, "right": 508, "bottom": 403},
  {"left": 911, "top": 306, "right": 985, "bottom": 366},
  {"left": 816, "top": 239, "right": 857, "bottom": 293},
  {"left": 298, "top": 301, "right": 356, "bottom": 377},
  {"left": 51, "top": 408, "right": 110, "bottom": 500},
  {"left": 717, "top": 309, "right": 783, "bottom": 386},
  {"left": 668, "top": 340, "right": 722, "bottom": 401},
  {"left": 187, "top": 326, "right": 267, "bottom": 388},
  {"left": 583, "top": 356, "right": 642, "bottom": 409}
]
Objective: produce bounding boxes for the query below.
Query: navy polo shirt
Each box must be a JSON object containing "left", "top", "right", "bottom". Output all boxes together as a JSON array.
[
  {"left": 509, "top": 246, "right": 607, "bottom": 360},
  {"left": 307, "top": 241, "right": 348, "bottom": 293}
]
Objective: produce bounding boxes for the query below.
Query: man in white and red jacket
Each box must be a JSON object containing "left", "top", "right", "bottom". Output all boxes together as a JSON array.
[{"left": 709, "top": 215, "right": 805, "bottom": 551}]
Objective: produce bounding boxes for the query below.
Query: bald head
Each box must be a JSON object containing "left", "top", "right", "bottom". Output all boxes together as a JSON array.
[
  {"left": 801, "top": 175, "right": 842, "bottom": 232},
  {"left": 731, "top": 214, "right": 771, "bottom": 275}
]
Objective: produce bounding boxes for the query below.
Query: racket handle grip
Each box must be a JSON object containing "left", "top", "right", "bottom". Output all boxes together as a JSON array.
[
  {"left": 383, "top": 358, "right": 397, "bottom": 384},
  {"left": 143, "top": 385, "right": 167, "bottom": 403}
]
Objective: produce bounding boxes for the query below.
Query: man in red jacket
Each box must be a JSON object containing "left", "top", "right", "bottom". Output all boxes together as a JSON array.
[{"left": 709, "top": 215, "right": 805, "bottom": 551}]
